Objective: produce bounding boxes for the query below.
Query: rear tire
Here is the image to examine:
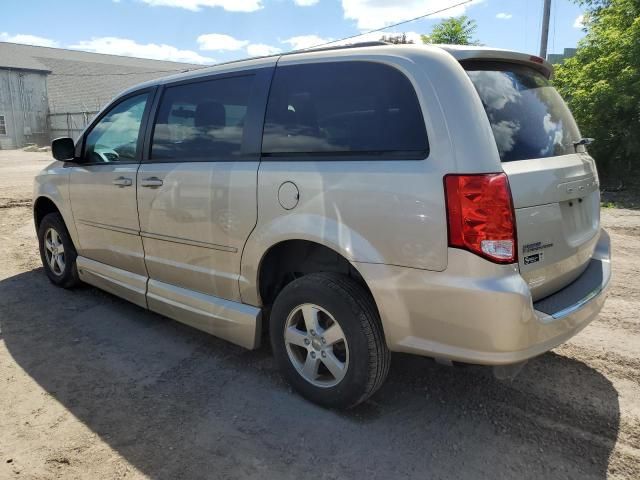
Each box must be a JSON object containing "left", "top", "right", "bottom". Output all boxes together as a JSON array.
[
  {"left": 38, "top": 212, "right": 80, "bottom": 288},
  {"left": 270, "top": 272, "right": 390, "bottom": 408}
]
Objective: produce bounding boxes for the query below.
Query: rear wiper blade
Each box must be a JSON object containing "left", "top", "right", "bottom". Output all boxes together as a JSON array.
[{"left": 573, "top": 137, "right": 594, "bottom": 147}]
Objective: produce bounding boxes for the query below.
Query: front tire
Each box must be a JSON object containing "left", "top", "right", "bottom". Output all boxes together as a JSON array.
[
  {"left": 38, "top": 212, "right": 80, "bottom": 288},
  {"left": 270, "top": 273, "right": 390, "bottom": 408}
]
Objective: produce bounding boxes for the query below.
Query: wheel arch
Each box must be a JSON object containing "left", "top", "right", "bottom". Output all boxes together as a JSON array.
[
  {"left": 33, "top": 196, "right": 61, "bottom": 229},
  {"left": 239, "top": 213, "right": 385, "bottom": 306},
  {"left": 248, "top": 239, "right": 386, "bottom": 341},
  {"left": 33, "top": 195, "right": 79, "bottom": 250}
]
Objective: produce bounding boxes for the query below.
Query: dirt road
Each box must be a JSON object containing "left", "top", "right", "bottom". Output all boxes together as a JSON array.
[{"left": 1, "top": 150, "right": 639, "bottom": 479}]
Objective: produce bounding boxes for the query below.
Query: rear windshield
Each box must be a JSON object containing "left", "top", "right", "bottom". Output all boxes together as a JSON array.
[{"left": 464, "top": 62, "right": 581, "bottom": 162}]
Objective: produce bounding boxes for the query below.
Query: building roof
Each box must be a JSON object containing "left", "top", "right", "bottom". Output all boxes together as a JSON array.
[
  {"left": 0, "top": 42, "right": 201, "bottom": 113},
  {"left": 0, "top": 45, "right": 50, "bottom": 72},
  {"left": 547, "top": 48, "right": 578, "bottom": 65}
]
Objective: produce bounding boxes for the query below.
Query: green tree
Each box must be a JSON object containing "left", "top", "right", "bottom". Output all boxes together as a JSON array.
[
  {"left": 380, "top": 33, "right": 414, "bottom": 44},
  {"left": 421, "top": 16, "right": 480, "bottom": 45},
  {"left": 553, "top": 0, "right": 640, "bottom": 179}
]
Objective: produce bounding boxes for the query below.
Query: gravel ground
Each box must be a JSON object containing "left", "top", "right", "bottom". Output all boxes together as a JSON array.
[{"left": 0, "top": 150, "right": 639, "bottom": 480}]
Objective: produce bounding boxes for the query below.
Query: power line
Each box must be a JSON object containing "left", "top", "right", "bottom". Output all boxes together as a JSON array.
[
  {"left": 300, "top": 0, "right": 474, "bottom": 50},
  {"left": 47, "top": 0, "right": 475, "bottom": 77},
  {"left": 183, "top": 0, "right": 475, "bottom": 73}
]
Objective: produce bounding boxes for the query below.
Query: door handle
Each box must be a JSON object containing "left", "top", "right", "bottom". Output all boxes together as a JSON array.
[
  {"left": 112, "top": 176, "right": 133, "bottom": 187},
  {"left": 141, "top": 177, "right": 164, "bottom": 188}
]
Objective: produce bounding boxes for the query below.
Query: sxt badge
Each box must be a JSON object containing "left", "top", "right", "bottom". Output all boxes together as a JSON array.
[{"left": 524, "top": 252, "right": 543, "bottom": 265}]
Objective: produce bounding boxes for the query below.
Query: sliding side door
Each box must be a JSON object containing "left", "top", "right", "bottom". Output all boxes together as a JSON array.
[{"left": 136, "top": 66, "right": 273, "bottom": 347}]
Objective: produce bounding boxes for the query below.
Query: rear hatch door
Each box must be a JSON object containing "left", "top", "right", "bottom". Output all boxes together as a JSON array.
[{"left": 464, "top": 61, "right": 600, "bottom": 300}]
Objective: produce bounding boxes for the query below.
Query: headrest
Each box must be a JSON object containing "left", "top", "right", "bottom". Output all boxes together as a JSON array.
[{"left": 195, "top": 101, "right": 225, "bottom": 128}]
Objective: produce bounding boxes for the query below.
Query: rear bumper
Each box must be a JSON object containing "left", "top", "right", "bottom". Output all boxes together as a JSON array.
[
  {"left": 533, "top": 231, "right": 611, "bottom": 322},
  {"left": 355, "top": 229, "right": 611, "bottom": 365}
]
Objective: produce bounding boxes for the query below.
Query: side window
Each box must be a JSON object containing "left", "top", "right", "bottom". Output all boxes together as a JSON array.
[
  {"left": 151, "top": 75, "right": 254, "bottom": 160},
  {"left": 83, "top": 93, "right": 149, "bottom": 163},
  {"left": 262, "top": 62, "right": 429, "bottom": 158}
]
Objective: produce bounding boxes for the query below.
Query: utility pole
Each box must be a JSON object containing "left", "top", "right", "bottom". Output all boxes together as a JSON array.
[{"left": 539, "top": 0, "right": 552, "bottom": 59}]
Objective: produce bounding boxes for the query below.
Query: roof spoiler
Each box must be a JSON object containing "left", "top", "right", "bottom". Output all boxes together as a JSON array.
[{"left": 437, "top": 46, "right": 554, "bottom": 78}]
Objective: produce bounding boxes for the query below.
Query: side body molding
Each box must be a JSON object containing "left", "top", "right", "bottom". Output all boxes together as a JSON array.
[
  {"left": 77, "top": 257, "right": 262, "bottom": 349},
  {"left": 77, "top": 256, "right": 148, "bottom": 308},
  {"left": 147, "top": 279, "right": 262, "bottom": 349}
]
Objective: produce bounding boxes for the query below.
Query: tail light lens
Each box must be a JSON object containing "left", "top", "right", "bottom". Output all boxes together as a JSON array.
[{"left": 444, "top": 173, "right": 517, "bottom": 264}]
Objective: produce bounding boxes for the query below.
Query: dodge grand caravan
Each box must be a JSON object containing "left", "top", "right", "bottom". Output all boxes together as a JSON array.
[{"left": 34, "top": 43, "right": 611, "bottom": 408}]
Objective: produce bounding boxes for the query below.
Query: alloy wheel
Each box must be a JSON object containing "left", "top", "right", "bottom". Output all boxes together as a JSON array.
[
  {"left": 283, "top": 303, "right": 349, "bottom": 388},
  {"left": 44, "top": 227, "right": 65, "bottom": 276}
]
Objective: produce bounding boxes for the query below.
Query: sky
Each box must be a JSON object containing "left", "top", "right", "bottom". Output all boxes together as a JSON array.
[{"left": 3, "top": 0, "right": 587, "bottom": 65}]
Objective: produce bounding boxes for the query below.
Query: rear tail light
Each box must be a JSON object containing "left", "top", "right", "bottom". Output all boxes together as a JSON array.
[{"left": 444, "top": 173, "right": 517, "bottom": 264}]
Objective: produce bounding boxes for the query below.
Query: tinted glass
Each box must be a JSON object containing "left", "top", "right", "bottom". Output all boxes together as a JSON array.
[
  {"left": 84, "top": 93, "right": 149, "bottom": 163},
  {"left": 262, "top": 62, "right": 428, "bottom": 157},
  {"left": 465, "top": 63, "right": 581, "bottom": 162},
  {"left": 152, "top": 75, "right": 254, "bottom": 160}
]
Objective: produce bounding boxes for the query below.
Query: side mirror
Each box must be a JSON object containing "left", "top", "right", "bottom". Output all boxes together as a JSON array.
[{"left": 51, "top": 137, "right": 76, "bottom": 161}]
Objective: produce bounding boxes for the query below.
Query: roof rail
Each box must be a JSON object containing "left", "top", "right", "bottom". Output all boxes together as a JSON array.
[
  {"left": 134, "top": 40, "right": 394, "bottom": 81},
  {"left": 286, "top": 41, "right": 391, "bottom": 56}
]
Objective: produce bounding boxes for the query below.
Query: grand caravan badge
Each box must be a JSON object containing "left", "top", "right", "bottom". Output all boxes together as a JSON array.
[
  {"left": 523, "top": 241, "right": 553, "bottom": 266},
  {"left": 523, "top": 241, "right": 554, "bottom": 253}
]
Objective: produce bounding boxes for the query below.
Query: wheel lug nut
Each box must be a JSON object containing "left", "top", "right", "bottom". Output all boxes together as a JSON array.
[
  {"left": 310, "top": 330, "right": 316, "bottom": 336},
  {"left": 310, "top": 352, "right": 316, "bottom": 359},
  {"left": 321, "top": 338, "right": 326, "bottom": 344},
  {"left": 321, "top": 351, "right": 326, "bottom": 358},
  {"left": 304, "top": 338, "right": 310, "bottom": 345}
]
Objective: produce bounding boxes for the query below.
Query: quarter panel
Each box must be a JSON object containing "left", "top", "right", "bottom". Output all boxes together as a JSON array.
[{"left": 240, "top": 159, "right": 449, "bottom": 306}]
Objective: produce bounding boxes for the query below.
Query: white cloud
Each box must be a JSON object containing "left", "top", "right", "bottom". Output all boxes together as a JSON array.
[
  {"left": 496, "top": 12, "right": 512, "bottom": 20},
  {"left": 69, "top": 37, "right": 214, "bottom": 64},
  {"left": 141, "top": 0, "right": 262, "bottom": 12},
  {"left": 0, "top": 32, "right": 59, "bottom": 48},
  {"left": 294, "top": 0, "right": 319, "bottom": 5},
  {"left": 281, "top": 35, "right": 333, "bottom": 50},
  {"left": 246, "top": 43, "right": 281, "bottom": 56},
  {"left": 341, "top": 0, "right": 484, "bottom": 30},
  {"left": 197, "top": 33, "right": 249, "bottom": 51},
  {"left": 573, "top": 14, "right": 584, "bottom": 28},
  {"left": 197, "top": 34, "right": 281, "bottom": 57},
  {"left": 197, "top": 33, "right": 281, "bottom": 57}
]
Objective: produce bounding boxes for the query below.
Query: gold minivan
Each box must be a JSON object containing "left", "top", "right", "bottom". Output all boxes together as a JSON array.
[{"left": 34, "top": 42, "right": 611, "bottom": 408}]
